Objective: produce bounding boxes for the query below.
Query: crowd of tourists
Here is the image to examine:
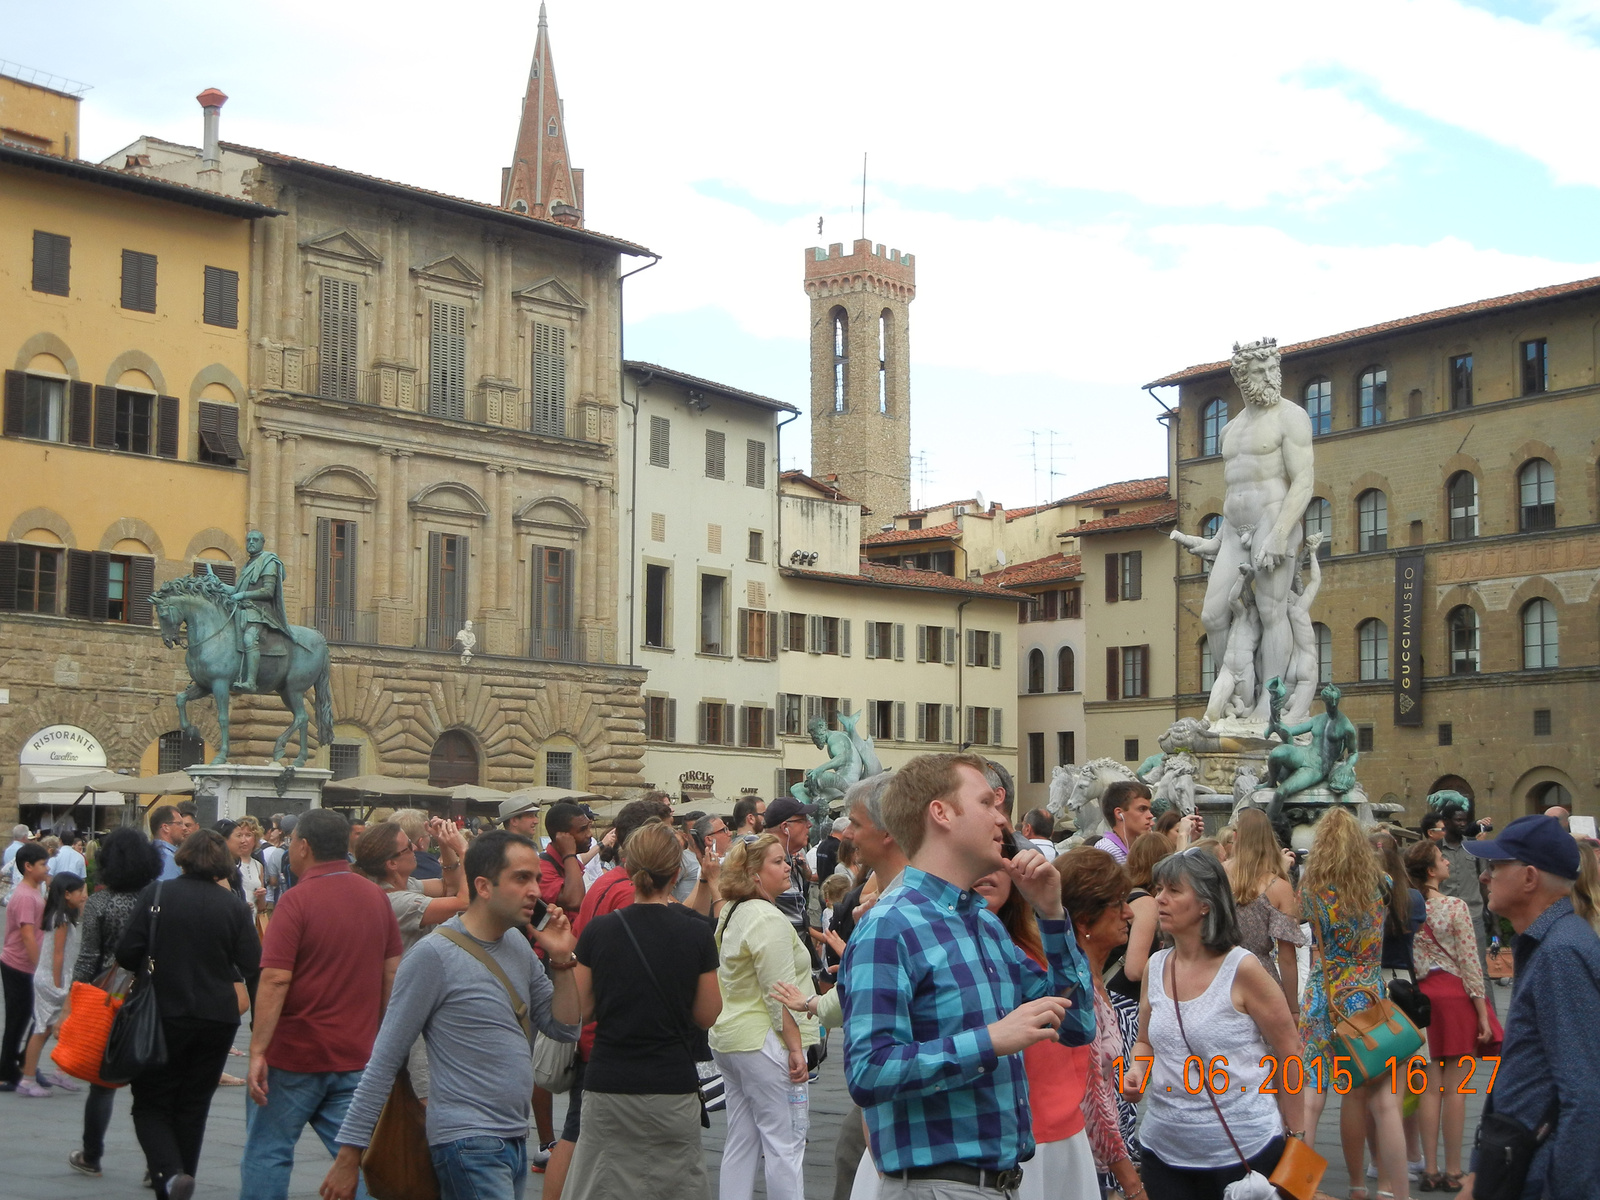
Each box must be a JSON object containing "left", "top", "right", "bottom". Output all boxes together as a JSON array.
[{"left": 1, "top": 767, "right": 1597, "bottom": 1200}]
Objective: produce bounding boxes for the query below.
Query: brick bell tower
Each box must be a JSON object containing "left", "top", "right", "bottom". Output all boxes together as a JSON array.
[{"left": 804, "top": 239, "right": 915, "bottom": 520}]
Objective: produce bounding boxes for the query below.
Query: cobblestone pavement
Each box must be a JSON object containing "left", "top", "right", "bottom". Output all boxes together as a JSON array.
[{"left": 2, "top": 991, "right": 1507, "bottom": 1200}]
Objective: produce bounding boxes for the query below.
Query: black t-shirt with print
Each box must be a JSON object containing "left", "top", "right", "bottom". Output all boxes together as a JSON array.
[{"left": 575, "top": 902, "right": 718, "bottom": 1094}]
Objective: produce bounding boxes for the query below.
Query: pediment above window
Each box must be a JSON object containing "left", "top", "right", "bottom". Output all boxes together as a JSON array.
[
  {"left": 410, "top": 481, "right": 489, "bottom": 519},
  {"left": 298, "top": 465, "right": 379, "bottom": 508},
  {"left": 301, "top": 229, "right": 383, "bottom": 266},
  {"left": 512, "top": 276, "right": 587, "bottom": 315},
  {"left": 412, "top": 254, "right": 484, "bottom": 291},
  {"left": 514, "top": 495, "right": 589, "bottom": 531}
]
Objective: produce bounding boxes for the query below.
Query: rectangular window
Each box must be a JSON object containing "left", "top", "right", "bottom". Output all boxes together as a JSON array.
[
  {"left": 428, "top": 301, "right": 468, "bottom": 419},
  {"left": 701, "top": 702, "right": 730, "bottom": 747},
  {"left": 866, "top": 700, "right": 899, "bottom": 741},
  {"left": 644, "top": 563, "right": 670, "bottom": 648},
  {"left": 1058, "top": 731, "right": 1076, "bottom": 765},
  {"left": 425, "top": 531, "right": 469, "bottom": 650},
  {"left": 530, "top": 546, "right": 573, "bottom": 660},
  {"left": 545, "top": 751, "right": 573, "bottom": 789},
  {"left": 778, "top": 693, "right": 803, "bottom": 736},
  {"left": 318, "top": 277, "right": 360, "bottom": 401},
  {"left": 705, "top": 429, "right": 726, "bottom": 479},
  {"left": 700, "top": 574, "right": 727, "bottom": 655},
  {"left": 646, "top": 695, "right": 675, "bottom": 741},
  {"left": 748, "top": 530, "right": 765, "bottom": 561},
  {"left": 1521, "top": 339, "right": 1548, "bottom": 396},
  {"left": 741, "top": 705, "right": 773, "bottom": 749},
  {"left": 707, "top": 524, "right": 722, "bottom": 554},
  {"left": 1120, "top": 551, "right": 1143, "bottom": 601},
  {"left": 969, "top": 706, "right": 990, "bottom": 746},
  {"left": 8, "top": 374, "right": 66, "bottom": 442},
  {"left": 816, "top": 615, "right": 841, "bottom": 655},
  {"left": 203, "top": 266, "right": 239, "bottom": 328},
  {"left": 120, "top": 249, "right": 157, "bottom": 312},
  {"left": 9, "top": 544, "right": 61, "bottom": 613},
  {"left": 1027, "top": 732, "right": 1045, "bottom": 784},
  {"left": 328, "top": 743, "right": 362, "bottom": 780},
  {"left": 786, "top": 611, "right": 808, "bottom": 651},
  {"left": 314, "top": 517, "right": 358, "bottom": 639},
  {"left": 1123, "top": 738, "right": 1139, "bottom": 762},
  {"left": 648, "top": 415, "right": 670, "bottom": 467},
  {"left": 919, "top": 703, "right": 940, "bottom": 743},
  {"left": 532, "top": 321, "right": 567, "bottom": 437},
  {"left": 105, "top": 554, "right": 131, "bottom": 622},
  {"left": 1438, "top": 723, "right": 1453, "bottom": 747},
  {"left": 113, "top": 390, "right": 155, "bottom": 455},
  {"left": 1121, "top": 644, "right": 1149, "bottom": 698},
  {"left": 157, "top": 731, "right": 188, "bottom": 775},
  {"left": 1449, "top": 354, "right": 1473, "bottom": 410},
  {"left": 1533, "top": 709, "right": 1552, "bottom": 737},
  {"left": 745, "top": 439, "right": 766, "bottom": 488},
  {"left": 1020, "top": 596, "right": 1039, "bottom": 624},
  {"left": 969, "top": 628, "right": 992, "bottom": 667},
  {"left": 197, "top": 401, "right": 244, "bottom": 466},
  {"left": 1061, "top": 587, "right": 1080, "bottom": 619},
  {"left": 738, "top": 608, "right": 774, "bottom": 660},
  {"left": 32, "top": 231, "right": 70, "bottom": 296},
  {"left": 1357, "top": 725, "right": 1375, "bottom": 752}
]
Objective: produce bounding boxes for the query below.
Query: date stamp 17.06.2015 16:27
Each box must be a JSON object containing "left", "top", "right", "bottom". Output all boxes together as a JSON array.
[{"left": 1113, "top": 1054, "right": 1500, "bottom": 1097}]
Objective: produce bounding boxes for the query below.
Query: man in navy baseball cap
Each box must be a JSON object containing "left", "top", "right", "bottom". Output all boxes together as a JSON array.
[{"left": 1462, "top": 815, "right": 1598, "bottom": 1199}]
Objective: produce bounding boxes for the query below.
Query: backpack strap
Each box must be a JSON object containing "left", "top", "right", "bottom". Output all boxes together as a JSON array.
[{"left": 436, "top": 926, "right": 533, "bottom": 1043}]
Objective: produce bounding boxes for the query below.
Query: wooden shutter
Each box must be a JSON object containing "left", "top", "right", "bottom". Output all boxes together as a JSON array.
[
  {"left": 89, "top": 551, "right": 110, "bottom": 621},
  {"left": 427, "top": 531, "right": 443, "bottom": 637},
  {"left": 944, "top": 627, "right": 957, "bottom": 664},
  {"left": 65, "top": 549, "right": 94, "bottom": 618},
  {"left": 1127, "top": 551, "right": 1143, "bottom": 601},
  {"left": 532, "top": 321, "right": 566, "bottom": 435},
  {"left": 319, "top": 277, "right": 359, "bottom": 401},
  {"left": 705, "top": 430, "right": 725, "bottom": 479},
  {"left": 764, "top": 707, "right": 775, "bottom": 748},
  {"left": 121, "top": 250, "right": 157, "bottom": 312},
  {"left": 966, "top": 628, "right": 977, "bottom": 666},
  {"left": 992, "top": 708, "right": 1003, "bottom": 747},
  {"left": 156, "top": 395, "right": 179, "bottom": 458},
  {"left": 666, "top": 699, "right": 677, "bottom": 742},
  {"left": 697, "top": 701, "right": 709, "bottom": 745},
  {"left": 1137, "top": 644, "right": 1151, "bottom": 697},
  {"left": 893, "top": 623, "right": 905, "bottom": 661},
  {"left": 894, "top": 701, "right": 906, "bottom": 741},
  {"left": 429, "top": 301, "right": 467, "bottom": 419},
  {"left": 779, "top": 611, "right": 791, "bottom": 651},
  {"left": 723, "top": 704, "right": 737, "bottom": 747},
  {"left": 840, "top": 619, "right": 851, "bottom": 657},
  {"left": 0, "top": 543, "right": 17, "bottom": 610},
  {"left": 93, "top": 386, "right": 117, "bottom": 448},
  {"left": 745, "top": 439, "right": 766, "bottom": 488},
  {"left": 766, "top": 616, "right": 779, "bottom": 659},
  {"left": 865, "top": 622, "right": 878, "bottom": 659},
  {"left": 127, "top": 557, "right": 155, "bottom": 626},
  {"left": 32, "top": 231, "right": 70, "bottom": 296},
  {"left": 942, "top": 704, "right": 954, "bottom": 742},
  {"left": 69, "top": 381, "right": 93, "bottom": 445},
  {"left": 737, "top": 608, "right": 751, "bottom": 657},
  {"left": 916, "top": 624, "right": 927, "bottom": 662},
  {"left": 193, "top": 561, "right": 236, "bottom": 585},
  {"left": 1105, "top": 553, "right": 1120, "bottom": 603},
  {"left": 808, "top": 614, "right": 822, "bottom": 654},
  {"left": 203, "top": 266, "right": 239, "bottom": 328},
  {"left": 649, "top": 415, "right": 669, "bottom": 466},
  {"left": 2, "top": 371, "right": 22, "bottom": 437},
  {"left": 316, "top": 518, "right": 332, "bottom": 611},
  {"left": 991, "top": 631, "right": 1002, "bottom": 667},
  {"left": 1106, "top": 646, "right": 1120, "bottom": 701},
  {"left": 965, "top": 706, "right": 975, "bottom": 744}
]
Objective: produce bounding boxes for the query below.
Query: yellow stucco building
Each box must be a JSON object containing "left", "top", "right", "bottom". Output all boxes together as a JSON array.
[{"left": 0, "top": 72, "right": 277, "bottom": 827}]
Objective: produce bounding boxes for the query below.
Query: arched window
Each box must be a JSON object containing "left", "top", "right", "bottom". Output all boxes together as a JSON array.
[
  {"left": 1199, "top": 638, "right": 1216, "bottom": 691},
  {"left": 1518, "top": 458, "right": 1555, "bottom": 531},
  {"left": 1522, "top": 598, "right": 1558, "bottom": 669},
  {"left": 1304, "top": 497, "right": 1331, "bottom": 558},
  {"left": 1358, "top": 618, "right": 1390, "bottom": 681},
  {"left": 878, "top": 309, "right": 891, "bottom": 414},
  {"left": 831, "top": 307, "right": 848, "bottom": 412},
  {"left": 1447, "top": 472, "right": 1478, "bottom": 540},
  {"left": 1199, "top": 513, "right": 1221, "bottom": 574},
  {"left": 1200, "top": 398, "right": 1227, "bottom": 456},
  {"left": 1448, "top": 606, "right": 1479, "bottom": 673},
  {"left": 1027, "top": 648, "right": 1045, "bottom": 694},
  {"left": 1357, "top": 489, "right": 1388, "bottom": 552},
  {"left": 1301, "top": 377, "right": 1332, "bottom": 435},
  {"left": 1313, "top": 622, "right": 1332, "bottom": 683},
  {"left": 1057, "top": 645, "right": 1075, "bottom": 692},
  {"left": 1358, "top": 367, "right": 1387, "bottom": 426}
]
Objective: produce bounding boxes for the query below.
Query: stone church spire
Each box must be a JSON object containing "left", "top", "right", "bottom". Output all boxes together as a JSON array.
[{"left": 501, "top": 3, "right": 584, "bottom": 226}]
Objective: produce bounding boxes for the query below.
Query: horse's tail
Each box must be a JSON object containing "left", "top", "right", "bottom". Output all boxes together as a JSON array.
[{"left": 314, "top": 661, "right": 334, "bottom": 745}]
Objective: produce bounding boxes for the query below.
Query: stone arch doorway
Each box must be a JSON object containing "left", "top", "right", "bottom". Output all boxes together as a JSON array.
[
  {"left": 1427, "top": 775, "right": 1474, "bottom": 805},
  {"left": 428, "top": 729, "right": 480, "bottom": 789},
  {"left": 1527, "top": 780, "right": 1572, "bottom": 813},
  {"left": 1513, "top": 766, "right": 1575, "bottom": 816}
]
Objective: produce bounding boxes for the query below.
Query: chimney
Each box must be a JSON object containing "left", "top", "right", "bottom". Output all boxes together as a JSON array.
[{"left": 197, "top": 88, "right": 228, "bottom": 174}]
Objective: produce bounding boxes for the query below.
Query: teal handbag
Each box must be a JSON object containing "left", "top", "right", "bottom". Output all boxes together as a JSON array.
[{"left": 1313, "top": 903, "right": 1424, "bottom": 1086}]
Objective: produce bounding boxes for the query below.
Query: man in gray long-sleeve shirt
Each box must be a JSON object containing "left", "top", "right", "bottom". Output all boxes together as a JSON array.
[{"left": 323, "top": 831, "right": 581, "bottom": 1200}]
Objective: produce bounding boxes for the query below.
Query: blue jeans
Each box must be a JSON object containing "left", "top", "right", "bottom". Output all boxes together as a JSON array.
[
  {"left": 240, "top": 1067, "right": 369, "bottom": 1200},
  {"left": 430, "top": 1135, "right": 527, "bottom": 1200}
]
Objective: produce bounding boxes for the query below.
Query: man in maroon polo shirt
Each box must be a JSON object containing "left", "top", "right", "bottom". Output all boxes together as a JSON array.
[{"left": 242, "top": 808, "right": 402, "bottom": 1200}]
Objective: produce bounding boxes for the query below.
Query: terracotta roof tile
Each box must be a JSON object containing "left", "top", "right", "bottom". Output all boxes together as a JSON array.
[
  {"left": 894, "top": 498, "right": 979, "bottom": 519},
  {"left": 1057, "top": 477, "right": 1171, "bottom": 506},
  {"left": 1145, "top": 274, "right": 1600, "bottom": 387},
  {"left": 780, "top": 470, "right": 857, "bottom": 503},
  {"left": 1070, "top": 499, "right": 1178, "bottom": 535},
  {"left": 861, "top": 521, "right": 961, "bottom": 546},
  {"left": 780, "top": 563, "right": 1022, "bottom": 601},
  {"left": 984, "top": 553, "right": 1083, "bottom": 588},
  {"left": 624, "top": 361, "right": 798, "bottom": 413},
  {"left": 1002, "top": 500, "right": 1065, "bottom": 521}
]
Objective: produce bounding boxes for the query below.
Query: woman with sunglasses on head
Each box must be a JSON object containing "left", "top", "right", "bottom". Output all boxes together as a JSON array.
[
  {"left": 1123, "top": 848, "right": 1308, "bottom": 1199},
  {"left": 352, "top": 819, "right": 470, "bottom": 955}
]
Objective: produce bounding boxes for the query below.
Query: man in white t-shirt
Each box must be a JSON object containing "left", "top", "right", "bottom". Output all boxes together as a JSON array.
[
  {"left": 48, "top": 836, "right": 86, "bottom": 879},
  {"left": 1020, "top": 809, "right": 1059, "bottom": 862}
]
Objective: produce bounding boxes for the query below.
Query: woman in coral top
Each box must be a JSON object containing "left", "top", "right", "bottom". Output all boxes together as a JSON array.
[{"left": 1403, "top": 839, "right": 1502, "bottom": 1192}]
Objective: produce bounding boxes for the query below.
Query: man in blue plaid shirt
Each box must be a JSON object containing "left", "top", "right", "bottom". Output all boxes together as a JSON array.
[{"left": 840, "top": 753, "right": 1094, "bottom": 1199}]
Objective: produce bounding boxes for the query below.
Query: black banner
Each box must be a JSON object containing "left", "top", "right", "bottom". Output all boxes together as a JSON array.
[{"left": 1394, "top": 553, "right": 1424, "bottom": 726}]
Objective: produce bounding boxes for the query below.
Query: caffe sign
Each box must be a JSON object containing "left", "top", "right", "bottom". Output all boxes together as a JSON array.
[{"left": 21, "top": 725, "right": 107, "bottom": 767}]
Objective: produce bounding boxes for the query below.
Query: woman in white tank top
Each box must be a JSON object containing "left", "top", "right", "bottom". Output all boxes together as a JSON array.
[{"left": 1122, "top": 849, "right": 1310, "bottom": 1198}]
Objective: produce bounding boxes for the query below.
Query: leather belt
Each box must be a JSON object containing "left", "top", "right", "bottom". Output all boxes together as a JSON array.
[{"left": 894, "top": 1164, "right": 1024, "bottom": 1193}]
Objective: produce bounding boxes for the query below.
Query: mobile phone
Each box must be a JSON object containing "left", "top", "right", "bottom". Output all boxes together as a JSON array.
[
  {"left": 689, "top": 828, "right": 708, "bottom": 857},
  {"left": 1000, "top": 833, "right": 1020, "bottom": 859},
  {"left": 531, "top": 898, "right": 551, "bottom": 931}
]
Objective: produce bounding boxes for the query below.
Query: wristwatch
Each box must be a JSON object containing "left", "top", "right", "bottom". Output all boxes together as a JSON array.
[
  {"left": 547, "top": 952, "right": 579, "bottom": 970},
  {"left": 1284, "top": 1128, "right": 1306, "bottom": 1140}
]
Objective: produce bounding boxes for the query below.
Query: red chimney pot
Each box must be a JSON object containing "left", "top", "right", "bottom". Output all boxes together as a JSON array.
[{"left": 196, "top": 88, "right": 229, "bottom": 109}]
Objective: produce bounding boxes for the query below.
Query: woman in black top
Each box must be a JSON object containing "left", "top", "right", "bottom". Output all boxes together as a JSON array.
[
  {"left": 567, "top": 821, "right": 721, "bottom": 1200},
  {"left": 67, "top": 827, "right": 162, "bottom": 1179},
  {"left": 116, "top": 830, "right": 260, "bottom": 1200}
]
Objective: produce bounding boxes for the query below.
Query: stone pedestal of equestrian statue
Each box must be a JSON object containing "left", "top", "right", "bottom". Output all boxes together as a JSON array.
[{"left": 189, "top": 763, "right": 330, "bottom": 825}]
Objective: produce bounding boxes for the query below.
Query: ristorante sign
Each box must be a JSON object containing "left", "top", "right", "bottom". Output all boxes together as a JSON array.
[{"left": 1393, "top": 554, "right": 1424, "bottom": 726}]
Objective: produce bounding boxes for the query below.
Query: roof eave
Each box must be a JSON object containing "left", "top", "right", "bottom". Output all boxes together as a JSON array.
[
  {"left": 779, "top": 566, "right": 1023, "bottom": 603},
  {"left": 623, "top": 361, "right": 797, "bottom": 413},
  {"left": 0, "top": 143, "right": 282, "bottom": 218}
]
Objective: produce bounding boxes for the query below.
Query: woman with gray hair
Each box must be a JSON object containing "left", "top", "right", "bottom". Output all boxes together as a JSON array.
[{"left": 1123, "top": 849, "right": 1309, "bottom": 1197}]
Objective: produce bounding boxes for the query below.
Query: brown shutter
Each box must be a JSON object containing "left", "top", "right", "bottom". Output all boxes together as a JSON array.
[
  {"left": 528, "top": 543, "right": 546, "bottom": 633},
  {"left": 1127, "top": 551, "right": 1143, "bottom": 601},
  {"left": 204, "top": 266, "right": 239, "bottom": 328},
  {"left": 65, "top": 549, "right": 94, "bottom": 617},
  {"left": 3, "top": 371, "right": 23, "bottom": 438},
  {"left": 666, "top": 699, "right": 677, "bottom": 742},
  {"left": 33, "top": 231, "right": 71, "bottom": 296},
  {"left": 737, "top": 608, "right": 751, "bottom": 657},
  {"left": 766, "top": 614, "right": 779, "bottom": 659},
  {"left": 69, "top": 381, "right": 93, "bottom": 445},
  {"left": 127, "top": 557, "right": 155, "bottom": 626},
  {"left": 1138, "top": 644, "right": 1151, "bottom": 697},
  {"left": 316, "top": 518, "right": 332, "bottom": 612},
  {"left": 427, "top": 531, "right": 442, "bottom": 637},
  {"left": 1105, "top": 553, "right": 1119, "bottom": 603},
  {"left": 217, "top": 403, "right": 244, "bottom": 460},
  {"left": 89, "top": 551, "right": 111, "bottom": 621},
  {"left": 764, "top": 707, "right": 776, "bottom": 749},
  {"left": 121, "top": 250, "right": 157, "bottom": 312},
  {"left": 990, "top": 631, "right": 1002, "bottom": 667},
  {"left": 0, "top": 543, "right": 17, "bottom": 610},
  {"left": 156, "top": 395, "right": 179, "bottom": 458},
  {"left": 94, "top": 386, "right": 117, "bottom": 448},
  {"left": 1106, "top": 646, "right": 1120, "bottom": 701},
  {"left": 194, "top": 560, "right": 236, "bottom": 585}
]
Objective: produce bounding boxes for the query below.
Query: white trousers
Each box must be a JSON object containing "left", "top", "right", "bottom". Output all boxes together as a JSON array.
[
  {"left": 713, "top": 1031, "right": 807, "bottom": 1200},
  {"left": 851, "top": 1131, "right": 1096, "bottom": 1200}
]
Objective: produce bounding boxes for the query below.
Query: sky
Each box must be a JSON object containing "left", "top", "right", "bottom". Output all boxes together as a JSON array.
[{"left": 14, "top": 0, "right": 1600, "bottom": 509}]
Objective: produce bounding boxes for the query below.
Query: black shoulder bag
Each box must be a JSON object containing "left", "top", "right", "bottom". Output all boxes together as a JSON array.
[
  {"left": 616, "top": 908, "right": 711, "bottom": 1128},
  {"left": 100, "top": 883, "right": 169, "bottom": 1085}
]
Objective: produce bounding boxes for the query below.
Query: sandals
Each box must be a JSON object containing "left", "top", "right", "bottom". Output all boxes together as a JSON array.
[
  {"left": 1442, "top": 1174, "right": 1465, "bottom": 1193},
  {"left": 1418, "top": 1174, "right": 1442, "bottom": 1192}
]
